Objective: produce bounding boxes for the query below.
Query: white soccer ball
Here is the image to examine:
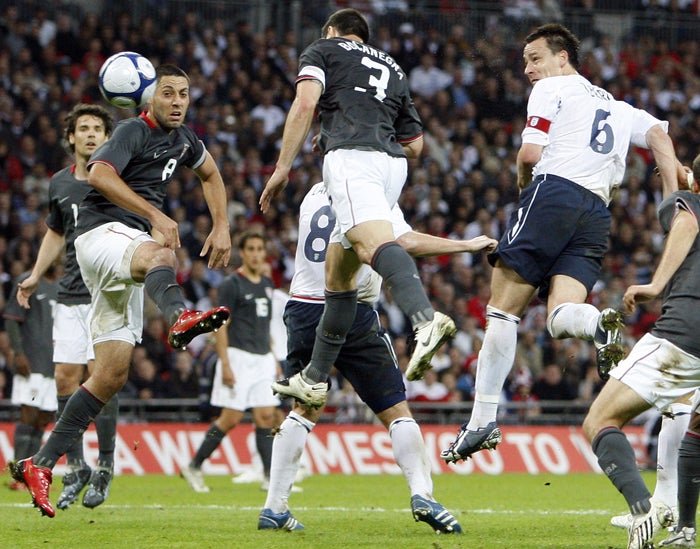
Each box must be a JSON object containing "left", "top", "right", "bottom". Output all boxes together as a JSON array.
[{"left": 98, "top": 51, "right": 156, "bottom": 109}]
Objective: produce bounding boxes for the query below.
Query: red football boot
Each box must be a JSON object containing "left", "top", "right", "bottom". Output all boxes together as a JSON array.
[
  {"left": 168, "top": 306, "right": 230, "bottom": 349},
  {"left": 9, "top": 458, "right": 55, "bottom": 517}
]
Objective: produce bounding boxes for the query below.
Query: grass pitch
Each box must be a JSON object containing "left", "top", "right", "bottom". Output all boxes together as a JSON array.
[{"left": 1, "top": 471, "right": 654, "bottom": 548}]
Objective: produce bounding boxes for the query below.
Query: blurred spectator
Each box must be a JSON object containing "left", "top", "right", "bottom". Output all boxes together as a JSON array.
[
  {"left": 162, "top": 351, "right": 200, "bottom": 399},
  {"left": 129, "top": 357, "right": 168, "bottom": 400},
  {"left": 515, "top": 329, "right": 544, "bottom": 378},
  {"left": 531, "top": 364, "right": 579, "bottom": 414},
  {"left": 249, "top": 89, "right": 286, "bottom": 137},
  {"left": 140, "top": 317, "right": 172, "bottom": 374},
  {"left": 510, "top": 383, "right": 540, "bottom": 422},
  {"left": 409, "top": 52, "right": 453, "bottom": 99},
  {"left": 181, "top": 258, "right": 212, "bottom": 307},
  {"left": 408, "top": 369, "right": 450, "bottom": 403}
]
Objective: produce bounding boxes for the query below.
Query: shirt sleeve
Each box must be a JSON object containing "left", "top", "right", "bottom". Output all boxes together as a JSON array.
[
  {"left": 390, "top": 204, "right": 412, "bottom": 239},
  {"left": 217, "top": 275, "right": 239, "bottom": 309},
  {"left": 521, "top": 80, "right": 558, "bottom": 147},
  {"left": 2, "top": 280, "right": 26, "bottom": 322},
  {"left": 628, "top": 107, "right": 669, "bottom": 148},
  {"left": 88, "top": 121, "right": 147, "bottom": 175},
  {"left": 45, "top": 178, "right": 64, "bottom": 235},
  {"left": 297, "top": 41, "right": 326, "bottom": 92}
]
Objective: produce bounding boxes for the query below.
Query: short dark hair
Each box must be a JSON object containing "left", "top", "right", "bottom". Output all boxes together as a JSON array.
[
  {"left": 322, "top": 8, "right": 369, "bottom": 43},
  {"left": 63, "top": 103, "right": 113, "bottom": 153},
  {"left": 156, "top": 64, "right": 190, "bottom": 84},
  {"left": 691, "top": 153, "right": 700, "bottom": 185},
  {"left": 525, "top": 23, "right": 580, "bottom": 70},
  {"left": 239, "top": 230, "right": 266, "bottom": 249}
]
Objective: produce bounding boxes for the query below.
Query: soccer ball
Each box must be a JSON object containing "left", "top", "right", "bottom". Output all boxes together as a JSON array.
[{"left": 98, "top": 51, "right": 156, "bottom": 109}]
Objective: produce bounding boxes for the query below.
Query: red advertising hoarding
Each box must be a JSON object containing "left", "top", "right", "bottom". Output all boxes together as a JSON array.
[{"left": 0, "top": 423, "right": 648, "bottom": 476}]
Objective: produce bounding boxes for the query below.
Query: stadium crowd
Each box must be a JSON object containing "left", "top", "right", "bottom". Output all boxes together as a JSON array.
[{"left": 1, "top": 0, "right": 700, "bottom": 423}]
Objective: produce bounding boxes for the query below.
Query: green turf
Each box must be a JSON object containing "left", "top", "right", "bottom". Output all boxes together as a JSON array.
[{"left": 0, "top": 471, "right": 657, "bottom": 548}]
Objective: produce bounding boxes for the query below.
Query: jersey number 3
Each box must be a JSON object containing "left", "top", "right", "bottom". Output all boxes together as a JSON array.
[{"left": 361, "top": 57, "right": 390, "bottom": 102}]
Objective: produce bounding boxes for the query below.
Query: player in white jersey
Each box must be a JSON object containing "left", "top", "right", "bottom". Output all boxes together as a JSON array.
[
  {"left": 441, "top": 23, "right": 683, "bottom": 466},
  {"left": 258, "top": 182, "right": 496, "bottom": 532}
]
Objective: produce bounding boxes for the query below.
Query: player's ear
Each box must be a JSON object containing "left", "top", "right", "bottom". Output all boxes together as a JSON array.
[{"left": 559, "top": 49, "right": 568, "bottom": 68}]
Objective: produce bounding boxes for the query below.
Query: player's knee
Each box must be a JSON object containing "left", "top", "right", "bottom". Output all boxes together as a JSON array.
[
  {"left": 148, "top": 247, "right": 177, "bottom": 270},
  {"left": 54, "top": 364, "right": 83, "bottom": 394},
  {"left": 582, "top": 404, "right": 616, "bottom": 443},
  {"left": 581, "top": 413, "right": 598, "bottom": 442}
]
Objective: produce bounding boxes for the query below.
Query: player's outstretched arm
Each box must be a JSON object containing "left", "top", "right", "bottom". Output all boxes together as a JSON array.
[
  {"left": 88, "top": 162, "right": 181, "bottom": 250},
  {"left": 397, "top": 231, "right": 498, "bottom": 258},
  {"left": 194, "top": 152, "right": 231, "bottom": 269},
  {"left": 17, "top": 229, "right": 65, "bottom": 308},
  {"left": 622, "top": 208, "right": 698, "bottom": 314},
  {"left": 260, "top": 80, "right": 322, "bottom": 213},
  {"left": 646, "top": 124, "right": 680, "bottom": 199}
]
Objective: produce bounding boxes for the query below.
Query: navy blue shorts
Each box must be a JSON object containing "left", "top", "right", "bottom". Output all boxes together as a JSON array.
[
  {"left": 283, "top": 300, "right": 406, "bottom": 414},
  {"left": 489, "top": 174, "right": 610, "bottom": 299}
]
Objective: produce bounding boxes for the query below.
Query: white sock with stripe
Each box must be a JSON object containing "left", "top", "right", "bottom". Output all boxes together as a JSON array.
[
  {"left": 389, "top": 417, "right": 433, "bottom": 499},
  {"left": 264, "top": 412, "right": 315, "bottom": 514},
  {"left": 468, "top": 306, "right": 519, "bottom": 431}
]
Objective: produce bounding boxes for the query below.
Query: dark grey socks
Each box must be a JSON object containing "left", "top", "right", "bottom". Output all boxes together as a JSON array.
[
  {"left": 145, "top": 266, "right": 186, "bottom": 324},
  {"left": 592, "top": 427, "right": 651, "bottom": 515},
  {"left": 191, "top": 424, "right": 226, "bottom": 469},
  {"left": 304, "top": 289, "right": 357, "bottom": 384},
  {"left": 371, "top": 242, "right": 433, "bottom": 328}
]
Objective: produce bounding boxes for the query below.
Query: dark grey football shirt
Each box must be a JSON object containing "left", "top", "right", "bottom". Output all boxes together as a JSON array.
[
  {"left": 297, "top": 37, "right": 422, "bottom": 157},
  {"left": 3, "top": 274, "right": 57, "bottom": 376},
  {"left": 218, "top": 270, "right": 273, "bottom": 355},
  {"left": 46, "top": 166, "right": 91, "bottom": 305},
  {"left": 78, "top": 111, "right": 206, "bottom": 235},
  {"left": 652, "top": 190, "right": 700, "bottom": 358}
]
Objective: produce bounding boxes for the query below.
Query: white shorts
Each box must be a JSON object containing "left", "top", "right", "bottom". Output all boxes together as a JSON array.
[
  {"left": 11, "top": 373, "right": 58, "bottom": 412},
  {"left": 210, "top": 347, "right": 280, "bottom": 411},
  {"left": 53, "top": 303, "right": 95, "bottom": 363},
  {"left": 75, "top": 222, "right": 152, "bottom": 345},
  {"left": 323, "top": 149, "right": 407, "bottom": 247},
  {"left": 610, "top": 333, "right": 700, "bottom": 410}
]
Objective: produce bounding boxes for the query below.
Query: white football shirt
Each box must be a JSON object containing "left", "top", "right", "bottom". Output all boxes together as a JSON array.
[
  {"left": 290, "top": 182, "right": 411, "bottom": 305},
  {"left": 521, "top": 74, "right": 667, "bottom": 205}
]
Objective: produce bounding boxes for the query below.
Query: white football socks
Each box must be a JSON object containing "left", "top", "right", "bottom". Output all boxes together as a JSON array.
[
  {"left": 389, "top": 417, "right": 433, "bottom": 499},
  {"left": 263, "top": 412, "right": 315, "bottom": 514},
  {"left": 547, "top": 302, "right": 599, "bottom": 340},
  {"left": 654, "top": 402, "right": 692, "bottom": 508},
  {"left": 468, "top": 306, "right": 519, "bottom": 431}
]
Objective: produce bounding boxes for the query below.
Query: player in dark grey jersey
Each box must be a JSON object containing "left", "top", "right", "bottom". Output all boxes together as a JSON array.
[
  {"left": 583, "top": 161, "right": 700, "bottom": 548},
  {"left": 17, "top": 103, "right": 119, "bottom": 509},
  {"left": 260, "top": 8, "right": 455, "bottom": 409},
  {"left": 181, "top": 231, "right": 280, "bottom": 493},
  {"left": 10, "top": 64, "right": 231, "bottom": 518},
  {"left": 4, "top": 268, "right": 58, "bottom": 490}
]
